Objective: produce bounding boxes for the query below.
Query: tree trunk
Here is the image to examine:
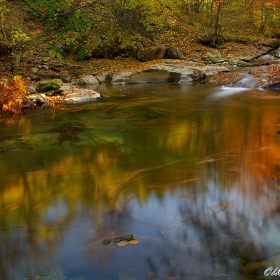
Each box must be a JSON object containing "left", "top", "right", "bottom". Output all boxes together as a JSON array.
[
  {"left": 248, "top": 0, "right": 254, "bottom": 25},
  {"left": 259, "top": 0, "right": 266, "bottom": 33},
  {"left": 213, "top": 0, "right": 223, "bottom": 43}
]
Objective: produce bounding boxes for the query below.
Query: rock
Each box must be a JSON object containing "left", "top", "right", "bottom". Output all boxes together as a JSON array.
[
  {"left": 111, "top": 63, "right": 206, "bottom": 85},
  {"left": 112, "top": 69, "right": 179, "bottom": 84},
  {"left": 91, "top": 35, "right": 102, "bottom": 46},
  {"left": 203, "top": 65, "right": 230, "bottom": 75},
  {"left": 31, "top": 67, "right": 39, "bottom": 74},
  {"left": 28, "top": 93, "right": 46, "bottom": 104},
  {"left": 275, "top": 47, "right": 280, "bottom": 58},
  {"left": 165, "top": 47, "right": 186, "bottom": 60},
  {"left": 136, "top": 42, "right": 144, "bottom": 52},
  {"left": 61, "top": 85, "right": 100, "bottom": 104},
  {"left": 78, "top": 75, "right": 100, "bottom": 85},
  {"left": 92, "top": 47, "right": 104, "bottom": 58},
  {"left": 95, "top": 73, "right": 113, "bottom": 84},
  {"left": 266, "top": 82, "right": 280, "bottom": 92},
  {"left": 202, "top": 50, "right": 224, "bottom": 64},
  {"left": 266, "top": 40, "right": 280, "bottom": 49},
  {"left": 35, "top": 79, "right": 63, "bottom": 93},
  {"left": 240, "top": 57, "right": 252, "bottom": 62},
  {"left": 137, "top": 42, "right": 166, "bottom": 62},
  {"left": 53, "top": 41, "right": 66, "bottom": 58},
  {"left": 61, "top": 235, "right": 176, "bottom": 279}
]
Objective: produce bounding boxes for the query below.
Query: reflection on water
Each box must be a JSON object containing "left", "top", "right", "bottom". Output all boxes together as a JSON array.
[{"left": 1, "top": 82, "right": 280, "bottom": 279}]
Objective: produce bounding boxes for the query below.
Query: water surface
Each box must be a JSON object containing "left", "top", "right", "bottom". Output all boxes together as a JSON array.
[{"left": 1, "top": 80, "right": 280, "bottom": 279}]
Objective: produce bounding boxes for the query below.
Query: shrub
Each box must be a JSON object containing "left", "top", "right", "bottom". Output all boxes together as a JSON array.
[{"left": 0, "top": 76, "right": 34, "bottom": 114}]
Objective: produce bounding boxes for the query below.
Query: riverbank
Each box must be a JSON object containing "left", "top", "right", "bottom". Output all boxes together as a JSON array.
[
  {"left": 0, "top": 39, "right": 279, "bottom": 113},
  {"left": 1, "top": 40, "right": 279, "bottom": 84}
]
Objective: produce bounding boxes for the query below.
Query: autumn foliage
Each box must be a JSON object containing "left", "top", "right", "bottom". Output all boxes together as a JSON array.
[{"left": 0, "top": 76, "right": 34, "bottom": 114}]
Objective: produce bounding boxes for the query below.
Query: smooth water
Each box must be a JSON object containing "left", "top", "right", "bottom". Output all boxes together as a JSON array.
[{"left": 1, "top": 80, "right": 280, "bottom": 280}]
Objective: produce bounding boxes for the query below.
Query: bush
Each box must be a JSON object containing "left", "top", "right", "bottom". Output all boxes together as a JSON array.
[
  {"left": 0, "top": 76, "right": 34, "bottom": 114},
  {"left": 24, "top": 0, "right": 97, "bottom": 34}
]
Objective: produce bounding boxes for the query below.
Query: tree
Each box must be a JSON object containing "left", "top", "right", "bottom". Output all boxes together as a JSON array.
[{"left": 259, "top": 0, "right": 267, "bottom": 33}]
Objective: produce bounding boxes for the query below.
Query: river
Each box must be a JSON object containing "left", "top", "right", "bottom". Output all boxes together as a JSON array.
[{"left": 1, "top": 74, "right": 280, "bottom": 280}]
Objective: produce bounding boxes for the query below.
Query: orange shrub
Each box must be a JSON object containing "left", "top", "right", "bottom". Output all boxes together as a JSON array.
[{"left": 0, "top": 76, "right": 34, "bottom": 114}]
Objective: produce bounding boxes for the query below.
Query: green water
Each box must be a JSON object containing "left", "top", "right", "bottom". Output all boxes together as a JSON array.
[{"left": 1, "top": 82, "right": 280, "bottom": 279}]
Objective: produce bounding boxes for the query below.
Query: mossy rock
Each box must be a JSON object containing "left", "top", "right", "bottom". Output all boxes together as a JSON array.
[{"left": 35, "top": 79, "right": 63, "bottom": 93}]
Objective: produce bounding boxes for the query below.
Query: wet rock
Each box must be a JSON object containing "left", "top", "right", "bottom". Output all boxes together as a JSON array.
[
  {"left": 111, "top": 64, "right": 206, "bottom": 85},
  {"left": 266, "top": 82, "right": 280, "bottom": 92},
  {"left": 35, "top": 78, "right": 63, "bottom": 93},
  {"left": 275, "top": 47, "right": 280, "bottom": 58},
  {"left": 78, "top": 74, "right": 100, "bottom": 85},
  {"left": 102, "top": 235, "right": 134, "bottom": 244},
  {"left": 203, "top": 65, "right": 230, "bottom": 76},
  {"left": 95, "top": 72, "right": 113, "bottom": 84},
  {"left": 61, "top": 85, "right": 100, "bottom": 104},
  {"left": 112, "top": 69, "right": 178, "bottom": 84}
]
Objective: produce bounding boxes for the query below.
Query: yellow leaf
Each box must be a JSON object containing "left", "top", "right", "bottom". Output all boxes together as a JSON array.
[{"left": 128, "top": 239, "right": 139, "bottom": 245}]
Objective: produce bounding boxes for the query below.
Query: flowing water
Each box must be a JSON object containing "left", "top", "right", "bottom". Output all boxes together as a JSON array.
[{"left": 1, "top": 74, "right": 280, "bottom": 280}]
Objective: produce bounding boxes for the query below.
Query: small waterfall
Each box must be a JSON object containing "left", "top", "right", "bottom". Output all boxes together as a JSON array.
[
  {"left": 212, "top": 73, "right": 258, "bottom": 98},
  {"left": 232, "top": 73, "right": 258, "bottom": 89}
]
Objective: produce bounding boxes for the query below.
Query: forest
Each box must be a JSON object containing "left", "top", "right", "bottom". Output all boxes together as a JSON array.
[{"left": 0, "top": 0, "right": 280, "bottom": 60}]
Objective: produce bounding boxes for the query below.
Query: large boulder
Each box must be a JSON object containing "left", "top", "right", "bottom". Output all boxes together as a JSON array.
[
  {"left": 165, "top": 47, "right": 186, "bottom": 60},
  {"left": 35, "top": 79, "right": 63, "bottom": 93},
  {"left": 137, "top": 40, "right": 167, "bottom": 62},
  {"left": 111, "top": 63, "right": 206, "bottom": 84}
]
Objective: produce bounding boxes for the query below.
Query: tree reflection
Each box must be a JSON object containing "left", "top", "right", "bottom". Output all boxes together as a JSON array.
[{"left": 0, "top": 86, "right": 280, "bottom": 278}]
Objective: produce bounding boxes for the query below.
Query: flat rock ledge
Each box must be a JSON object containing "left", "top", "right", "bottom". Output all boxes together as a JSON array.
[
  {"left": 79, "top": 62, "right": 208, "bottom": 85},
  {"left": 61, "top": 85, "right": 100, "bottom": 104}
]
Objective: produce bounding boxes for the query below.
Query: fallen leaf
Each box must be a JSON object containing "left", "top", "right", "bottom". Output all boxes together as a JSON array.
[
  {"left": 117, "top": 241, "right": 128, "bottom": 246},
  {"left": 129, "top": 239, "right": 139, "bottom": 245}
]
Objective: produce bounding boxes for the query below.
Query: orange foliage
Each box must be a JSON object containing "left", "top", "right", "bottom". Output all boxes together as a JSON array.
[{"left": 0, "top": 76, "right": 34, "bottom": 114}]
